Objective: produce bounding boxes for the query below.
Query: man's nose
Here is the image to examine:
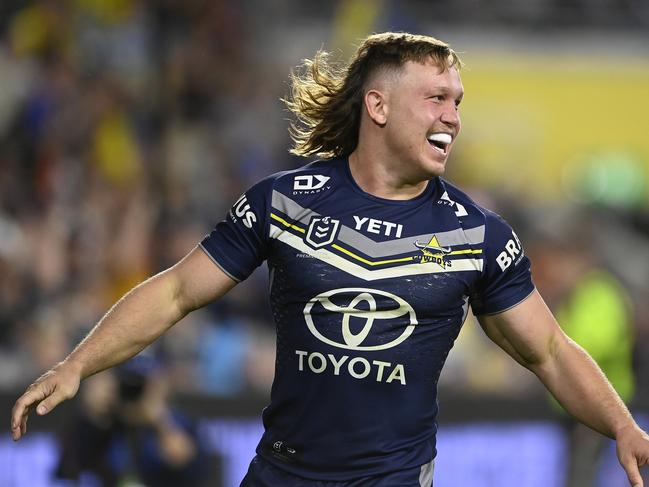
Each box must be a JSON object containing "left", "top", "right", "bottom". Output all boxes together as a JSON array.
[{"left": 440, "top": 104, "right": 460, "bottom": 127}]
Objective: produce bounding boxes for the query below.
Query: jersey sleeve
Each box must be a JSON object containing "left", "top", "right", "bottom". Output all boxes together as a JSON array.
[
  {"left": 470, "top": 211, "right": 535, "bottom": 316},
  {"left": 199, "top": 177, "right": 273, "bottom": 282}
]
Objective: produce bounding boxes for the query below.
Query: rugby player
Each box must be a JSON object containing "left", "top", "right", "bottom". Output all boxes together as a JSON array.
[{"left": 11, "top": 32, "right": 649, "bottom": 486}]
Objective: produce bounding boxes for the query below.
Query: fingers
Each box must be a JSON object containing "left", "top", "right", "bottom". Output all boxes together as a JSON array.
[
  {"left": 11, "top": 376, "right": 61, "bottom": 440},
  {"left": 11, "top": 385, "right": 48, "bottom": 440},
  {"left": 11, "top": 403, "right": 29, "bottom": 440},
  {"left": 621, "top": 455, "right": 643, "bottom": 487},
  {"left": 11, "top": 403, "right": 28, "bottom": 441},
  {"left": 35, "top": 387, "right": 69, "bottom": 417},
  {"left": 10, "top": 364, "right": 82, "bottom": 441}
]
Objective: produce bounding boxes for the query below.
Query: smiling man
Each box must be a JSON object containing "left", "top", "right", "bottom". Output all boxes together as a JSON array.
[{"left": 11, "top": 32, "right": 649, "bottom": 487}]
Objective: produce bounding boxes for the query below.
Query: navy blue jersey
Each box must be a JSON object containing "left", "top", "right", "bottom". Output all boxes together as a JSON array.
[{"left": 200, "top": 158, "right": 535, "bottom": 481}]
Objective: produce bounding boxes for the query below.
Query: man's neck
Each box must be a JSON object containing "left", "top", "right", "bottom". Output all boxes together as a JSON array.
[{"left": 348, "top": 149, "right": 429, "bottom": 201}]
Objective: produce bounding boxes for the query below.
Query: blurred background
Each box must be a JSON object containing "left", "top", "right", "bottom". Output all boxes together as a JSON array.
[{"left": 1, "top": 0, "right": 648, "bottom": 486}]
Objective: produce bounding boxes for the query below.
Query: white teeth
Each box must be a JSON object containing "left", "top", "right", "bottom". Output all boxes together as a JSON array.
[{"left": 427, "top": 133, "right": 452, "bottom": 145}]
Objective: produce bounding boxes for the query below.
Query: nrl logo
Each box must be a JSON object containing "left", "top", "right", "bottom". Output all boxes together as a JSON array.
[
  {"left": 305, "top": 216, "right": 340, "bottom": 249},
  {"left": 413, "top": 235, "right": 452, "bottom": 268}
]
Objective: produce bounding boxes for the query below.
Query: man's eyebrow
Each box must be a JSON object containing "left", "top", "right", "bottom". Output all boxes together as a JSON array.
[{"left": 425, "top": 86, "right": 464, "bottom": 99}]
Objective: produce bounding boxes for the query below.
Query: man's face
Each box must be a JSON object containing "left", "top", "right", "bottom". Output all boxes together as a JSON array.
[{"left": 382, "top": 60, "right": 463, "bottom": 180}]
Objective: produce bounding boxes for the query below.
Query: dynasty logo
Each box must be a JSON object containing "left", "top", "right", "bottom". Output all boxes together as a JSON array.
[{"left": 413, "top": 235, "right": 452, "bottom": 268}]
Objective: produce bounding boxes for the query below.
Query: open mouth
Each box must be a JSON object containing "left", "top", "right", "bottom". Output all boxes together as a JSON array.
[{"left": 426, "top": 133, "right": 452, "bottom": 155}]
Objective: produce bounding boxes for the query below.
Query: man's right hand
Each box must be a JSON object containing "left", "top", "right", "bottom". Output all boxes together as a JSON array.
[
  {"left": 9, "top": 247, "right": 237, "bottom": 442},
  {"left": 10, "top": 361, "right": 82, "bottom": 441}
]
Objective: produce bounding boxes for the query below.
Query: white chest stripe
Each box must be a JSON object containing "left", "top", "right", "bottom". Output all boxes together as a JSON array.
[{"left": 270, "top": 224, "right": 483, "bottom": 280}]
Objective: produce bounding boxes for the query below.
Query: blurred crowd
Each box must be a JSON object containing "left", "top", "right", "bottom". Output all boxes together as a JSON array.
[
  {"left": 0, "top": 0, "right": 289, "bottom": 396},
  {"left": 1, "top": 0, "right": 648, "bottom": 413}
]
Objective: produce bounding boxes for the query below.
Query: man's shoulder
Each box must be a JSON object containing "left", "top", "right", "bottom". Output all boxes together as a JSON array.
[
  {"left": 436, "top": 178, "right": 491, "bottom": 222},
  {"left": 243, "top": 159, "right": 329, "bottom": 193},
  {"left": 438, "top": 179, "right": 521, "bottom": 246},
  {"left": 263, "top": 158, "right": 341, "bottom": 197}
]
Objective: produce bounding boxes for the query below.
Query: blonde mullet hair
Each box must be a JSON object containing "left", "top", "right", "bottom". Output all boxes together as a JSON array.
[{"left": 284, "top": 32, "right": 463, "bottom": 159}]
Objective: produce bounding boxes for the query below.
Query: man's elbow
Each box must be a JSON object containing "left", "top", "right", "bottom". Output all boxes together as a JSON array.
[
  {"left": 147, "top": 269, "right": 193, "bottom": 325},
  {"left": 524, "top": 329, "right": 568, "bottom": 376}
]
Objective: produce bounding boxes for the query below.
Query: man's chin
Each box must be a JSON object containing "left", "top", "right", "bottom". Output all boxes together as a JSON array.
[{"left": 423, "top": 158, "right": 447, "bottom": 178}]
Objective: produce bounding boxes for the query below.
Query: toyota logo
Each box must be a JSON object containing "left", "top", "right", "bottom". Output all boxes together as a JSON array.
[{"left": 303, "top": 288, "right": 418, "bottom": 351}]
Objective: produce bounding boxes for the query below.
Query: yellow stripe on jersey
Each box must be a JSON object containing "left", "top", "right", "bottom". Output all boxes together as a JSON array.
[
  {"left": 270, "top": 213, "right": 306, "bottom": 233},
  {"left": 331, "top": 244, "right": 416, "bottom": 266},
  {"left": 269, "top": 224, "right": 484, "bottom": 280},
  {"left": 449, "top": 249, "right": 483, "bottom": 256},
  {"left": 269, "top": 212, "right": 482, "bottom": 267}
]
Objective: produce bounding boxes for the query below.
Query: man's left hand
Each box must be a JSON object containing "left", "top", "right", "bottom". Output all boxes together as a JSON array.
[{"left": 616, "top": 424, "right": 649, "bottom": 487}]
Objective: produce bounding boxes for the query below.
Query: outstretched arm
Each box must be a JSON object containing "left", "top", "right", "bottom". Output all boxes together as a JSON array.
[
  {"left": 478, "top": 290, "right": 649, "bottom": 487},
  {"left": 11, "top": 246, "right": 236, "bottom": 440}
]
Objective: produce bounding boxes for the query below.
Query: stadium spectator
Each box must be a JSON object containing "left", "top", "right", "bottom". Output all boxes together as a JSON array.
[
  {"left": 530, "top": 215, "right": 636, "bottom": 487},
  {"left": 54, "top": 354, "right": 210, "bottom": 487}
]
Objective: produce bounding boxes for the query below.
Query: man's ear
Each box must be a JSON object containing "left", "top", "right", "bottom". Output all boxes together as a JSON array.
[{"left": 364, "top": 89, "right": 388, "bottom": 126}]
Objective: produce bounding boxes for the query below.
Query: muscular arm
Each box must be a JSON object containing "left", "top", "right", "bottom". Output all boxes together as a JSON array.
[
  {"left": 11, "top": 246, "right": 236, "bottom": 440},
  {"left": 63, "top": 246, "right": 236, "bottom": 379},
  {"left": 479, "top": 289, "right": 649, "bottom": 486}
]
